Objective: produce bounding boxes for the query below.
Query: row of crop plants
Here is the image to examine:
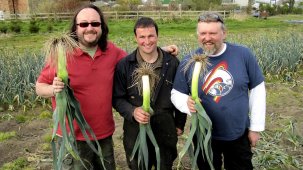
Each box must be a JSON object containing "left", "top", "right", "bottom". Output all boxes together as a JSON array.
[
  {"left": 1, "top": 31, "right": 302, "bottom": 110},
  {"left": 0, "top": 49, "right": 45, "bottom": 111},
  {"left": 0, "top": 19, "right": 68, "bottom": 34},
  {"left": 0, "top": 31, "right": 302, "bottom": 169}
]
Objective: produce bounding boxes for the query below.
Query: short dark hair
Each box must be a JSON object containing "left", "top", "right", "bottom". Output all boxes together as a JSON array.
[
  {"left": 133, "top": 17, "right": 158, "bottom": 36},
  {"left": 70, "top": 4, "right": 109, "bottom": 51}
]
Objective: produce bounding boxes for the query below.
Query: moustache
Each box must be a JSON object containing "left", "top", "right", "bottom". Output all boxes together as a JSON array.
[
  {"left": 202, "top": 41, "right": 214, "bottom": 45},
  {"left": 84, "top": 31, "right": 97, "bottom": 35}
]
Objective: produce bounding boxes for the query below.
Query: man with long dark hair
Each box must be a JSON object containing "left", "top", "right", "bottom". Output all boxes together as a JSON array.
[{"left": 36, "top": 4, "right": 179, "bottom": 170}]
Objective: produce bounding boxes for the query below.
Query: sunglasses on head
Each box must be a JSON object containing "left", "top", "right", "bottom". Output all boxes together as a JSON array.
[
  {"left": 198, "top": 13, "right": 224, "bottom": 24},
  {"left": 77, "top": 22, "right": 101, "bottom": 28}
]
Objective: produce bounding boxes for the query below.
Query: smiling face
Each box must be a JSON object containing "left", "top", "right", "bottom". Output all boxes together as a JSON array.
[
  {"left": 197, "top": 21, "right": 226, "bottom": 55},
  {"left": 76, "top": 8, "right": 102, "bottom": 49},
  {"left": 135, "top": 26, "right": 158, "bottom": 57}
]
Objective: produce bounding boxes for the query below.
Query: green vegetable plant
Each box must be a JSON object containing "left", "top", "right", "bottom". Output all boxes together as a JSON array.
[
  {"left": 44, "top": 33, "right": 105, "bottom": 170},
  {"left": 131, "top": 63, "right": 160, "bottom": 170},
  {"left": 179, "top": 54, "right": 214, "bottom": 170}
]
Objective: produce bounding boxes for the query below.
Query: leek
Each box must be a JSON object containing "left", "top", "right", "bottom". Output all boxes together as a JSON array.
[
  {"left": 44, "top": 33, "right": 105, "bottom": 170},
  {"left": 178, "top": 54, "right": 214, "bottom": 170},
  {"left": 131, "top": 63, "right": 160, "bottom": 170}
]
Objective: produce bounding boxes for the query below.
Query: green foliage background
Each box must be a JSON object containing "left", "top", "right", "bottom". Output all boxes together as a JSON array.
[
  {"left": 0, "top": 15, "right": 302, "bottom": 107},
  {"left": 0, "top": 14, "right": 302, "bottom": 169}
]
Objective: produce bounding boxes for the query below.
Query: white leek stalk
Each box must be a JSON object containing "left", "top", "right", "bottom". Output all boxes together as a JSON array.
[
  {"left": 131, "top": 72, "right": 160, "bottom": 170},
  {"left": 191, "top": 62, "right": 202, "bottom": 103},
  {"left": 142, "top": 75, "right": 150, "bottom": 112},
  {"left": 178, "top": 55, "right": 214, "bottom": 170}
]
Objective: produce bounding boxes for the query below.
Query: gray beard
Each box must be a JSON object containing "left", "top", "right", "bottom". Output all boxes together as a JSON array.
[{"left": 202, "top": 45, "right": 217, "bottom": 56}]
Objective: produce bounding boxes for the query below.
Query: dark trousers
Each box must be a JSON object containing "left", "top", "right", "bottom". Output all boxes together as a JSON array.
[
  {"left": 123, "top": 114, "right": 178, "bottom": 170},
  {"left": 57, "top": 135, "right": 115, "bottom": 170},
  {"left": 195, "top": 129, "right": 253, "bottom": 170}
]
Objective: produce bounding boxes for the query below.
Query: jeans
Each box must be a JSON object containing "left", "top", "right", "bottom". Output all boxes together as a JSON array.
[
  {"left": 57, "top": 135, "right": 115, "bottom": 170},
  {"left": 195, "top": 129, "right": 253, "bottom": 170}
]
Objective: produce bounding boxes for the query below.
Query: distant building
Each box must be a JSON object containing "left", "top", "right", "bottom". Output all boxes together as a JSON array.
[
  {"left": 0, "top": 0, "right": 30, "bottom": 14},
  {"left": 141, "top": 0, "right": 175, "bottom": 5},
  {"left": 0, "top": 0, "right": 92, "bottom": 14},
  {"left": 223, "top": 0, "right": 303, "bottom": 8},
  {"left": 222, "top": 0, "right": 253, "bottom": 7}
]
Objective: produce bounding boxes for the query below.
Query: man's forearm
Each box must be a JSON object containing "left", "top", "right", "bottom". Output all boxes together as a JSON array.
[
  {"left": 249, "top": 81, "right": 266, "bottom": 131},
  {"left": 35, "top": 82, "right": 55, "bottom": 98},
  {"left": 171, "top": 88, "right": 191, "bottom": 115}
]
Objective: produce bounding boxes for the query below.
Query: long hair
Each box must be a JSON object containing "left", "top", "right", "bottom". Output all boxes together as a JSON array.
[{"left": 70, "top": 4, "right": 109, "bottom": 51}]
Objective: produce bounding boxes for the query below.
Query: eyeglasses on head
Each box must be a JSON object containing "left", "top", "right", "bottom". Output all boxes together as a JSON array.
[{"left": 198, "top": 13, "right": 224, "bottom": 24}]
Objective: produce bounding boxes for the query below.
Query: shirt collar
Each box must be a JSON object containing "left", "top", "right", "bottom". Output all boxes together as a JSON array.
[
  {"left": 136, "top": 47, "right": 163, "bottom": 68},
  {"left": 208, "top": 43, "right": 226, "bottom": 57}
]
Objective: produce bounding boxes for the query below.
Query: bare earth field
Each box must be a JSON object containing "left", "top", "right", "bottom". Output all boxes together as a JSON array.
[{"left": 0, "top": 75, "right": 302, "bottom": 169}]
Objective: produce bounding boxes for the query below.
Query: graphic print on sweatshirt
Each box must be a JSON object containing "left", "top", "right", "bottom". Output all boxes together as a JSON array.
[{"left": 202, "top": 61, "right": 233, "bottom": 103}]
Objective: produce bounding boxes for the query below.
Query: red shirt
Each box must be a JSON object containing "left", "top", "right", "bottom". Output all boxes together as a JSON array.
[{"left": 37, "top": 42, "right": 127, "bottom": 140}]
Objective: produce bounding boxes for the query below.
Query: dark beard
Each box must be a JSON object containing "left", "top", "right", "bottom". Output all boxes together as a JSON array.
[
  {"left": 85, "top": 40, "right": 98, "bottom": 48},
  {"left": 81, "top": 31, "right": 101, "bottom": 48}
]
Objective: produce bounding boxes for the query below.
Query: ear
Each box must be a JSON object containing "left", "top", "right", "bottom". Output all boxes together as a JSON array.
[{"left": 222, "top": 30, "right": 227, "bottom": 41}]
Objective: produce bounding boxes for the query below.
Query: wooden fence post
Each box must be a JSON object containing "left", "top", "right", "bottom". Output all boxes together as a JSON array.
[{"left": 2, "top": 10, "right": 233, "bottom": 20}]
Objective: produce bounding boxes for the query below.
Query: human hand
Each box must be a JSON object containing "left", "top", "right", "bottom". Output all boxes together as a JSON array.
[
  {"left": 187, "top": 96, "right": 196, "bottom": 113},
  {"left": 52, "top": 77, "right": 65, "bottom": 96},
  {"left": 176, "top": 128, "right": 183, "bottom": 136},
  {"left": 248, "top": 130, "right": 260, "bottom": 148},
  {"left": 162, "top": 45, "right": 179, "bottom": 56},
  {"left": 133, "top": 107, "right": 150, "bottom": 124}
]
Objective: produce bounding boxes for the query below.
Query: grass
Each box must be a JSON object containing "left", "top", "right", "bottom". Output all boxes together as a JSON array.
[
  {"left": 0, "top": 109, "right": 52, "bottom": 124},
  {"left": 41, "top": 132, "right": 52, "bottom": 151},
  {"left": 0, "top": 14, "right": 302, "bottom": 169},
  {"left": 0, "top": 113, "right": 14, "bottom": 121},
  {"left": 226, "top": 18, "right": 302, "bottom": 33},
  {"left": 0, "top": 15, "right": 302, "bottom": 51},
  {"left": 0, "top": 157, "right": 30, "bottom": 170},
  {"left": 0, "top": 131, "right": 16, "bottom": 142},
  {"left": 0, "top": 34, "right": 47, "bottom": 52},
  {"left": 38, "top": 110, "right": 52, "bottom": 119}
]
